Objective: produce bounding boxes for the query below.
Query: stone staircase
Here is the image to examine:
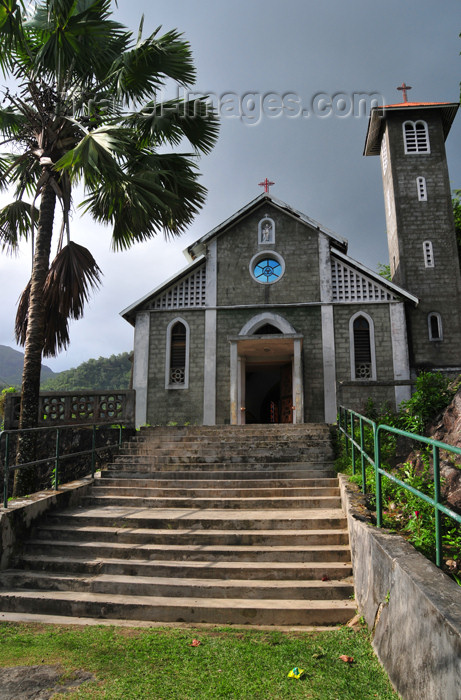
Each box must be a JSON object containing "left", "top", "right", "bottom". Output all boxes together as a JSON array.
[{"left": 0, "top": 424, "right": 355, "bottom": 627}]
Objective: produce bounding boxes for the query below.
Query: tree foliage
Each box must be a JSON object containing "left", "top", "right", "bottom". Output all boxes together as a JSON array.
[
  {"left": 40, "top": 352, "right": 132, "bottom": 391},
  {"left": 0, "top": 0, "right": 218, "bottom": 496}
]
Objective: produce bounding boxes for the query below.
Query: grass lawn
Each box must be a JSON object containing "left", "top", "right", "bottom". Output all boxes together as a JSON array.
[{"left": 0, "top": 622, "right": 398, "bottom": 699}]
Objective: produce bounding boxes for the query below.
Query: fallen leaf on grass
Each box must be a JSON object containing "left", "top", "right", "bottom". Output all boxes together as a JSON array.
[
  {"left": 339, "top": 655, "right": 354, "bottom": 664},
  {"left": 190, "top": 639, "right": 201, "bottom": 647}
]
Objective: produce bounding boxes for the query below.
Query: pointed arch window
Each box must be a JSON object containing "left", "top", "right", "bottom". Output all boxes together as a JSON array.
[
  {"left": 417, "top": 176, "right": 427, "bottom": 201},
  {"left": 350, "top": 312, "right": 376, "bottom": 380},
  {"left": 403, "top": 120, "right": 430, "bottom": 154},
  {"left": 165, "top": 319, "right": 190, "bottom": 389},
  {"left": 428, "top": 313, "right": 443, "bottom": 341}
]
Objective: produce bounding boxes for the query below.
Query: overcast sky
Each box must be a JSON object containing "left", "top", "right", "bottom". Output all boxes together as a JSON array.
[{"left": 0, "top": 0, "right": 460, "bottom": 373}]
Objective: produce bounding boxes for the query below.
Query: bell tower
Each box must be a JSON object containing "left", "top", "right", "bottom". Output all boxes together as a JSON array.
[{"left": 364, "top": 87, "right": 461, "bottom": 372}]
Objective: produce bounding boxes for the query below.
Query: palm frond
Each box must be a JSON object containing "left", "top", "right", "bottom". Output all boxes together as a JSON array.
[
  {"left": 0, "top": 105, "right": 27, "bottom": 138},
  {"left": 128, "top": 97, "right": 219, "bottom": 155},
  {"left": 14, "top": 278, "right": 30, "bottom": 348},
  {"left": 107, "top": 27, "right": 196, "bottom": 105},
  {"left": 54, "top": 125, "right": 132, "bottom": 185},
  {"left": 81, "top": 151, "right": 207, "bottom": 249},
  {"left": 15, "top": 276, "right": 71, "bottom": 357},
  {"left": 43, "top": 241, "right": 102, "bottom": 322},
  {"left": 0, "top": 0, "right": 27, "bottom": 76},
  {"left": 0, "top": 199, "right": 39, "bottom": 253},
  {"left": 25, "top": 0, "right": 130, "bottom": 86}
]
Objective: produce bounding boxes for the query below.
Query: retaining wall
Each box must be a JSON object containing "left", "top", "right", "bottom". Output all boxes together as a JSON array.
[
  {"left": 339, "top": 474, "right": 461, "bottom": 700},
  {"left": 0, "top": 477, "right": 93, "bottom": 570}
]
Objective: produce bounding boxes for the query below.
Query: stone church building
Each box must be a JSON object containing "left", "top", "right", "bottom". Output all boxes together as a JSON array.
[{"left": 122, "top": 98, "right": 461, "bottom": 427}]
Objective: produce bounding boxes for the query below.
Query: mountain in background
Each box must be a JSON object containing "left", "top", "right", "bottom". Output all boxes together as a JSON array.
[
  {"left": 0, "top": 345, "right": 55, "bottom": 388},
  {"left": 0, "top": 346, "right": 132, "bottom": 391}
]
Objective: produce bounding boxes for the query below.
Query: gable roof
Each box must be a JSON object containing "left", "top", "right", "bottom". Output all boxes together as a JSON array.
[
  {"left": 120, "top": 255, "right": 206, "bottom": 326},
  {"left": 364, "top": 101, "right": 459, "bottom": 156},
  {"left": 185, "top": 193, "right": 348, "bottom": 260}
]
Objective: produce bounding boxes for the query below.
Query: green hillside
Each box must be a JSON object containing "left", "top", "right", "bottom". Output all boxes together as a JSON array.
[
  {"left": 40, "top": 352, "right": 132, "bottom": 391},
  {"left": 0, "top": 345, "right": 55, "bottom": 388}
]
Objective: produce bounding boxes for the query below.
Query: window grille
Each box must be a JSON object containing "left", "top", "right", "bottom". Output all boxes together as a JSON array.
[
  {"left": 150, "top": 265, "right": 206, "bottom": 310},
  {"left": 169, "top": 322, "right": 187, "bottom": 385},
  {"left": 403, "top": 120, "right": 430, "bottom": 154},
  {"left": 423, "top": 240, "right": 434, "bottom": 268},
  {"left": 331, "top": 258, "right": 395, "bottom": 302},
  {"left": 417, "top": 176, "right": 427, "bottom": 201},
  {"left": 353, "top": 316, "right": 372, "bottom": 379}
]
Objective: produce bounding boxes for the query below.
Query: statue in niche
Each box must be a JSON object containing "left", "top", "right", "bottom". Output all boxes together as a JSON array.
[{"left": 261, "top": 220, "right": 273, "bottom": 242}]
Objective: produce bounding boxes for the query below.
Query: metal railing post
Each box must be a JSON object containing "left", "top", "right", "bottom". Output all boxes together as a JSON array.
[
  {"left": 360, "top": 417, "right": 366, "bottom": 494},
  {"left": 433, "top": 445, "right": 442, "bottom": 568},
  {"left": 3, "top": 432, "right": 9, "bottom": 509},
  {"left": 54, "top": 428, "right": 60, "bottom": 491},
  {"left": 91, "top": 425, "right": 96, "bottom": 478},
  {"left": 374, "top": 427, "right": 383, "bottom": 528},
  {"left": 343, "top": 407, "right": 349, "bottom": 456},
  {"left": 350, "top": 413, "right": 355, "bottom": 474}
]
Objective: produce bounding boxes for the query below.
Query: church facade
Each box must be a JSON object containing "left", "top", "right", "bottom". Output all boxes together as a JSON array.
[{"left": 122, "top": 98, "right": 461, "bottom": 427}]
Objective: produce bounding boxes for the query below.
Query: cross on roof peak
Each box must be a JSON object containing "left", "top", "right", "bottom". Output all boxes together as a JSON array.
[
  {"left": 397, "top": 82, "right": 412, "bottom": 103},
  {"left": 258, "top": 178, "right": 275, "bottom": 194}
]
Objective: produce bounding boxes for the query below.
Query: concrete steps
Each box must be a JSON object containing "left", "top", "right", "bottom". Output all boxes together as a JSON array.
[{"left": 0, "top": 424, "right": 354, "bottom": 627}]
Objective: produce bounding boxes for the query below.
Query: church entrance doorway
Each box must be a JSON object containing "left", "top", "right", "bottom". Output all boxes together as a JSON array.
[
  {"left": 230, "top": 313, "right": 304, "bottom": 426},
  {"left": 244, "top": 361, "right": 293, "bottom": 424}
]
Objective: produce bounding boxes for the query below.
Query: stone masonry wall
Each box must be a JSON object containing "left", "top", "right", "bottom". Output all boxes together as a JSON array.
[
  {"left": 334, "top": 303, "right": 397, "bottom": 412},
  {"left": 215, "top": 307, "right": 325, "bottom": 424},
  {"left": 146, "top": 310, "right": 205, "bottom": 425},
  {"left": 216, "top": 202, "right": 321, "bottom": 307},
  {"left": 385, "top": 110, "right": 461, "bottom": 369}
]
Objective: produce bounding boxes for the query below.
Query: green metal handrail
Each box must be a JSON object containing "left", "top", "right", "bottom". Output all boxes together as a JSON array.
[
  {"left": 338, "top": 405, "right": 461, "bottom": 568},
  {"left": 1, "top": 422, "right": 127, "bottom": 509}
]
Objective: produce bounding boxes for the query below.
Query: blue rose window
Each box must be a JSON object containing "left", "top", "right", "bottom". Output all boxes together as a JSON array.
[{"left": 253, "top": 257, "right": 282, "bottom": 283}]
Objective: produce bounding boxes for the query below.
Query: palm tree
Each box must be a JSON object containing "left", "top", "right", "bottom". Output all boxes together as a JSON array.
[{"left": 0, "top": 0, "right": 218, "bottom": 495}]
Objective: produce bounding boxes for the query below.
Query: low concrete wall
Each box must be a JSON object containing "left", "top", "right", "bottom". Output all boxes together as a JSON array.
[
  {"left": 0, "top": 477, "right": 93, "bottom": 570},
  {"left": 339, "top": 474, "right": 461, "bottom": 700}
]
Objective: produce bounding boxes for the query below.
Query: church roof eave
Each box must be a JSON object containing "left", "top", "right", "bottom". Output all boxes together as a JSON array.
[
  {"left": 331, "top": 247, "right": 419, "bottom": 305},
  {"left": 184, "top": 193, "right": 348, "bottom": 259},
  {"left": 120, "top": 255, "right": 206, "bottom": 326},
  {"left": 363, "top": 102, "right": 459, "bottom": 156}
]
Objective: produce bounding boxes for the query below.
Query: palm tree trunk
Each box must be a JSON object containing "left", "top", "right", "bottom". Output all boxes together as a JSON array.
[{"left": 13, "top": 180, "right": 56, "bottom": 497}]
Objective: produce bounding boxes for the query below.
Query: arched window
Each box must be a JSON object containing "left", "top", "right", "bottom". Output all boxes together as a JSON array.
[
  {"left": 423, "top": 240, "right": 434, "bottom": 268},
  {"left": 165, "top": 319, "right": 190, "bottom": 388},
  {"left": 417, "top": 176, "right": 427, "bottom": 201},
  {"left": 428, "top": 313, "right": 443, "bottom": 341},
  {"left": 349, "top": 312, "right": 376, "bottom": 380},
  {"left": 403, "top": 120, "right": 430, "bottom": 154}
]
